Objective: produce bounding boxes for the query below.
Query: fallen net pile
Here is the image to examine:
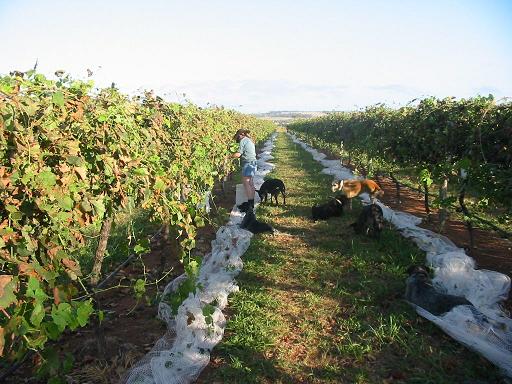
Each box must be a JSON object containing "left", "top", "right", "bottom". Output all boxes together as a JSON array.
[{"left": 122, "top": 133, "right": 277, "bottom": 384}]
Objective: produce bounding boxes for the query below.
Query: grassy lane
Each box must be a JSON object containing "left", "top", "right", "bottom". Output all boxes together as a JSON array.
[{"left": 199, "top": 132, "right": 502, "bottom": 384}]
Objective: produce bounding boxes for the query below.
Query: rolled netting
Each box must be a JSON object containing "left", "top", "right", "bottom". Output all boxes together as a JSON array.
[
  {"left": 122, "top": 133, "right": 278, "bottom": 384},
  {"left": 288, "top": 133, "right": 512, "bottom": 377}
]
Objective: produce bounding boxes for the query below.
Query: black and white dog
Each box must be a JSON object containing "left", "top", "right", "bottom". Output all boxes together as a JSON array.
[
  {"left": 405, "top": 265, "right": 472, "bottom": 316},
  {"left": 311, "top": 195, "right": 347, "bottom": 220},
  {"left": 350, "top": 204, "right": 384, "bottom": 238},
  {"left": 256, "top": 178, "right": 286, "bottom": 205}
]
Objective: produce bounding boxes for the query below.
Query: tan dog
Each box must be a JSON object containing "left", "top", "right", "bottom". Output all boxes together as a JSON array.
[{"left": 331, "top": 179, "right": 384, "bottom": 207}]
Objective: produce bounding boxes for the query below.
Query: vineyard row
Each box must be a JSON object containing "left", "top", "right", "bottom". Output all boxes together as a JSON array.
[{"left": 0, "top": 69, "right": 275, "bottom": 373}]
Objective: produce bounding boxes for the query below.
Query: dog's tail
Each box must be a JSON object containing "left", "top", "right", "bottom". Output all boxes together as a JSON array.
[
  {"left": 371, "top": 180, "right": 384, "bottom": 196},
  {"left": 372, "top": 204, "right": 384, "bottom": 235}
]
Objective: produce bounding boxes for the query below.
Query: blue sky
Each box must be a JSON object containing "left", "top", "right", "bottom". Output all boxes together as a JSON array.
[{"left": 1, "top": 0, "right": 511, "bottom": 112}]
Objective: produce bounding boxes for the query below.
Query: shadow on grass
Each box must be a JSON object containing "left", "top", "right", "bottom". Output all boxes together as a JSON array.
[
  {"left": 205, "top": 345, "right": 303, "bottom": 384},
  {"left": 202, "top": 133, "right": 506, "bottom": 383}
]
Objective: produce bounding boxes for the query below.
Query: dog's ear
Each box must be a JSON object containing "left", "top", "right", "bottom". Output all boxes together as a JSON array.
[{"left": 406, "top": 265, "right": 428, "bottom": 275}]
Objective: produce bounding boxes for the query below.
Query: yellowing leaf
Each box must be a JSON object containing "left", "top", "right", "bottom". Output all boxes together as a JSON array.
[
  {"left": 74, "top": 167, "right": 87, "bottom": 180},
  {"left": 154, "top": 178, "right": 166, "bottom": 191},
  {"left": 0, "top": 275, "right": 18, "bottom": 310},
  {"left": 62, "top": 258, "right": 81, "bottom": 280},
  {"left": 0, "top": 327, "right": 5, "bottom": 356}
]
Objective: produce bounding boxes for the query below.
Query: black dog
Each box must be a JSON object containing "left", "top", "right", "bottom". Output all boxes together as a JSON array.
[
  {"left": 256, "top": 179, "right": 286, "bottom": 205},
  {"left": 405, "top": 265, "right": 472, "bottom": 316},
  {"left": 237, "top": 201, "right": 251, "bottom": 213},
  {"left": 350, "top": 204, "right": 384, "bottom": 238},
  {"left": 240, "top": 211, "right": 274, "bottom": 234},
  {"left": 311, "top": 195, "right": 347, "bottom": 220}
]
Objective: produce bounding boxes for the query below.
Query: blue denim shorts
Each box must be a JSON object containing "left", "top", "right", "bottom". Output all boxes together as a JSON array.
[{"left": 242, "top": 161, "right": 257, "bottom": 177}]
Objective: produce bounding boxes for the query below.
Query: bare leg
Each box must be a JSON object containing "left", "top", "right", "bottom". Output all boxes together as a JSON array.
[{"left": 242, "top": 176, "right": 255, "bottom": 200}]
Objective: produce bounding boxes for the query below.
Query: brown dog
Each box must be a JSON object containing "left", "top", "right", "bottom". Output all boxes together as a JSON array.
[{"left": 331, "top": 179, "right": 384, "bottom": 208}]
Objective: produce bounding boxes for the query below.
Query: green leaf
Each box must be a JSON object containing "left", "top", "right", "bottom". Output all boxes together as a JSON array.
[
  {"left": 0, "top": 83, "right": 14, "bottom": 94},
  {"left": 35, "top": 287, "right": 49, "bottom": 301},
  {"left": 4, "top": 204, "right": 18, "bottom": 213},
  {"left": 26, "top": 276, "right": 41, "bottom": 298},
  {"left": 33, "top": 263, "right": 59, "bottom": 285},
  {"left": 34, "top": 73, "right": 46, "bottom": 82},
  {"left": 56, "top": 211, "right": 72, "bottom": 222},
  {"left": 52, "top": 92, "right": 65, "bottom": 107},
  {"left": 16, "top": 245, "right": 33, "bottom": 257},
  {"left": 76, "top": 300, "right": 93, "bottom": 327},
  {"left": 58, "top": 195, "right": 74, "bottom": 211},
  {"left": 92, "top": 199, "right": 106, "bottom": 219},
  {"left": 51, "top": 303, "right": 72, "bottom": 332},
  {"left": 134, "top": 238, "right": 150, "bottom": 254},
  {"left": 133, "top": 167, "right": 148, "bottom": 176},
  {"left": 202, "top": 304, "right": 215, "bottom": 325},
  {"left": 28, "top": 333, "right": 48, "bottom": 349},
  {"left": 48, "top": 376, "right": 65, "bottom": 384},
  {"left": 36, "top": 347, "right": 59, "bottom": 378},
  {"left": 185, "top": 259, "right": 200, "bottom": 278},
  {"left": 418, "top": 168, "right": 433, "bottom": 187},
  {"left": 154, "top": 178, "right": 166, "bottom": 191},
  {"left": 35, "top": 170, "right": 57, "bottom": 189},
  {"left": 22, "top": 101, "right": 38, "bottom": 116},
  {"left": 133, "top": 279, "right": 146, "bottom": 299},
  {"left": 79, "top": 199, "right": 93, "bottom": 212},
  {"left": 62, "top": 353, "right": 74, "bottom": 373},
  {"left": 30, "top": 302, "right": 45, "bottom": 326},
  {"left": 43, "top": 321, "right": 61, "bottom": 340},
  {"left": 8, "top": 209, "right": 22, "bottom": 222},
  {"left": 19, "top": 317, "right": 31, "bottom": 336}
]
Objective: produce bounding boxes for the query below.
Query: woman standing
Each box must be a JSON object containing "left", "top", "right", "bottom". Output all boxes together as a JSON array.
[{"left": 232, "top": 129, "right": 257, "bottom": 212}]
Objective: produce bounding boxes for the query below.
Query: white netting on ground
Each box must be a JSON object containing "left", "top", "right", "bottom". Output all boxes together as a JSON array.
[
  {"left": 289, "top": 133, "right": 512, "bottom": 377},
  {"left": 122, "top": 133, "right": 277, "bottom": 384}
]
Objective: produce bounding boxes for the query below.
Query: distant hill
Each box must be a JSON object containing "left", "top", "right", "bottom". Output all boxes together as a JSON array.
[{"left": 253, "top": 111, "right": 331, "bottom": 124}]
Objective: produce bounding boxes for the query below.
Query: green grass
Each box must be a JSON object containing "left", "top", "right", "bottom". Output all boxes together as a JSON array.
[{"left": 201, "top": 133, "right": 504, "bottom": 384}]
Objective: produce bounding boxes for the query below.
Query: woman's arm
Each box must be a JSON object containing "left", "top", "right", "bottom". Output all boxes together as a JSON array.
[{"left": 232, "top": 137, "right": 245, "bottom": 158}]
